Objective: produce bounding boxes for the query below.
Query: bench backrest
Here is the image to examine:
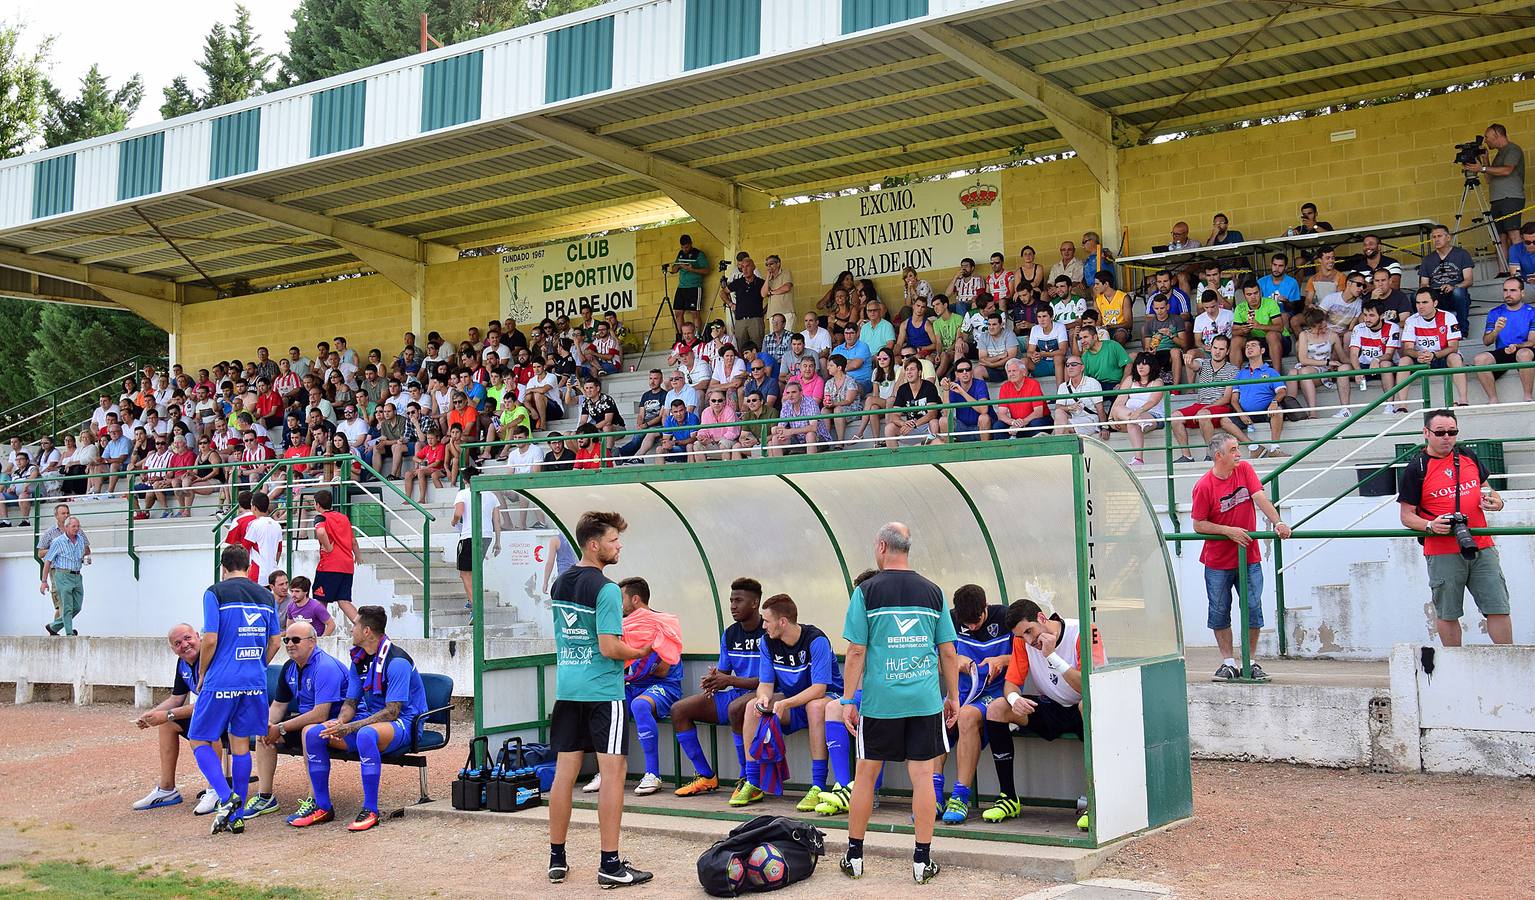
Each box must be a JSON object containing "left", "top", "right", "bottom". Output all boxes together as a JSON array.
[{"left": 419, "top": 673, "right": 453, "bottom": 725}]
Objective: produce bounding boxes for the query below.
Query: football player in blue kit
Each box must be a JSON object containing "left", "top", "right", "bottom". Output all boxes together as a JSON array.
[
  {"left": 939, "top": 584, "right": 1013, "bottom": 825},
  {"left": 188, "top": 545, "right": 281, "bottom": 835},
  {"left": 670, "top": 578, "right": 766, "bottom": 797},
  {"left": 289, "top": 605, "right": 428, "bottom": 832}
]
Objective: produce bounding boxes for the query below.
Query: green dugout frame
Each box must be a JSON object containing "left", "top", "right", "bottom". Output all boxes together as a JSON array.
[{"left": 469, "top": 436, "right": 1191, "bottom": 849}]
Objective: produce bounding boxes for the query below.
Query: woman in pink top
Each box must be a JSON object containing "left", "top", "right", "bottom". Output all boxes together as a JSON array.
[{"left": 693, "top": 390, "right": 741, "bottom": 461}]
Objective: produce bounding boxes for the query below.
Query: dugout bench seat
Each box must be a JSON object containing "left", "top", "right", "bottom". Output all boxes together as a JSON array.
[{"left": 265, "top": 665, "right": 455, "bottom": 805}]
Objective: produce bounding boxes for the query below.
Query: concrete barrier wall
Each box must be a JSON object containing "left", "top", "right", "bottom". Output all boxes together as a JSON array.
[{"left": 1390, "top": 643, "right": 1535, "bottom": 778}]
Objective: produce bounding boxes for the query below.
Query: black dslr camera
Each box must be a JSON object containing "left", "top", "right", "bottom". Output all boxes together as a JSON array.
[
  {"left": 1453, "top": 135, "right": 1484, "bottom": 166},
  {"left": 1445, "top": 512, "right": 1480, "bottom": 560}
]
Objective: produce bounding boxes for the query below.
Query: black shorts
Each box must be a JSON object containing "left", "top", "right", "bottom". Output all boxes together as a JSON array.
[
  {"left": 673, "top": 287, "right": 701, "bottom": 311},
  {"left": 857, "top": 713, "right": 949, "bottom": 763},
  {"left": 549, "top": 699, "right": 629, "bottom": 756},
  {"left": 456, "top": 537, "right": 486, "bottom": 573},
  {"left": 1491, "top": 196, "right": 1524, "bottom": 233},
  {"left": 1490, "top": 346, "right": 1527, "bottom": 366},
  {"left": 312, "top": 570, "right": 353, "bottom": 605},
  {"left": 1016, "top": 698, "right": 1083, "bottom": 741}
]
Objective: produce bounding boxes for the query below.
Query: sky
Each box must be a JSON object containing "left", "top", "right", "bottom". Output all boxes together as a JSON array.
[{"left": 4, "top": 0, "right": 302, "bottom": 128}]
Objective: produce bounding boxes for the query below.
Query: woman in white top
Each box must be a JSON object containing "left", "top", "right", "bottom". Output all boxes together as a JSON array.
[
  {"left": 1109, "top": 352, "right": 1166, "bottom": 466},
  {"left": 1289, "top": 306, "right": 1352, "bottom": 419},
  {"left": 860, "top": 349, "right": 900, "bottom": 442},
  {"left": 707, "top": 345, "right": 747, "bottom": 405},
  {"left": 899, "top": 265, "right": 933, "bottom": 323}
]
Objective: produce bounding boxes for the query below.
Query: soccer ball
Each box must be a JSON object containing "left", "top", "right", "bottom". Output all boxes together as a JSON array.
[
  {"left": 725, "top": 856, "right": 746, "bottom": 888},
  {"left": 744, "top": 843, "right": 787, "bottom": 886}
]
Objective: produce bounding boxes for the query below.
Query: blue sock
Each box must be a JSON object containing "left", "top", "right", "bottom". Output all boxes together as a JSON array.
[
  {"left": 732, "top": 732, "right": 746, "bottom": 771},
  {"left": 824, "top": 720, "right": 851, "bottom": 787},
  {"left": 811, "top": 758, "right": 828, "bottom": 790},
  {"left": 954, "top": 783, "right": 971, "bottom": 804},
  {"left": 631, "top": 697, "right": 660, "bottom": 776},
  {"left": 357, "top": 727, "right": 381, "bottom": 813},
  {"left": 743, "top": 760, "right": 761, "bottom": 787},
  {"left": 193, "top": 745, "right": 231, "bottom": 803},
  {"left": 874, "top": 764, "right": 884, "bottom": 791},
  {"left": 304, "top": 726, "right": 333, "bottom": 811},
  {"left": 932, "top": 772, "right": 945, "bottom": 804},
  {"left": 676, "top": 729, "right": 713, "bottom": 779},
  {"left": 230, "top": 753, "right": 252, "bottom": 808}
]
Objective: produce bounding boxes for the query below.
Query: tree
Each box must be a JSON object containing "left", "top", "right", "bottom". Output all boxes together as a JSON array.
[
  {"left": 0, "top": 21, "right": 51, "bottom": 158},
  {"left": 276, "top": 0, "right": 613, "bottom": 86},
  {"left": 0, "top": 298, "right": 42, "bottom": 407},
  {"left": 42, "top": 64, "right": 144, "bottom": 148},
  {"left": 24, "top": 304, "right": 166, "bottom": 399},
  {"left": 160, "top": 5, "right": 274, "bottom": 119}
]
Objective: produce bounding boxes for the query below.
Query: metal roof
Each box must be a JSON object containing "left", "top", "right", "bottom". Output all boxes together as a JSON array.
[{"left": 1, "top": 0, "right": 1529, "bottom": 301}]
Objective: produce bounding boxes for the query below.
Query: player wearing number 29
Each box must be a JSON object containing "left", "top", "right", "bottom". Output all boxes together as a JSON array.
[{"left": 839, "top": 522, "right": 959, "bottom": 884}]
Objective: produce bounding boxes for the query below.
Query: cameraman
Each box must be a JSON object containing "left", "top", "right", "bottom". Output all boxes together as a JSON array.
[
  {"left": 1397, "top": 409, "right": 1512, "bottom": 647},
  {"left": 1463, "top": 124, "right": 1525, "bottom": 258},
  {"left": 669, "top": 233, "right": 710, "bottom": 340}
]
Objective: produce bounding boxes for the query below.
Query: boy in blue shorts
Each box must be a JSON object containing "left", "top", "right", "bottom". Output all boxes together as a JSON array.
[
  {"left": 671, "top": 578, "right": 765, "bottom": 797},
  {"left": 729, "top": 594, "right": 842, "bottom": 807},
  {"left": 290, "top": 605, "right": 427, "bottom": 832},
  {"left": 939, "top": 584, "right": 1013, "bottom": 824},
  {"left": 189, "top": 545, "right": 281, "bottom": 835}
]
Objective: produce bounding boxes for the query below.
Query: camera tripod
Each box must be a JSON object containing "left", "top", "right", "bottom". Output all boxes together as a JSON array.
[
  {"left": 639, "top": 264, "right": 677, "bottom": 360},
  {"left": 1453, "top": 171, "right": 1509, "bottom": 273}
]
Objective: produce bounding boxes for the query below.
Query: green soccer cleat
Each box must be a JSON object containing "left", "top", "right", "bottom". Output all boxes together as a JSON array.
[
  {"left": 727, "top": 781, "right": 764, "bottom": 807},
  {"left": 813, "top": 783, "right": 852, "bottom": 816},
  {"left": 795, "top": 785, "right": 824, "bottom": 812},
  {"left": 980, "top": 796, "right": 1021, "bottom": 823}
]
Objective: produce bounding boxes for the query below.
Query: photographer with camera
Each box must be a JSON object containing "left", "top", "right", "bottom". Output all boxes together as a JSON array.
[
  {"left": 669, "top": 234, "right": 710, "bottom": 340},
  {"left": 1462, "top": 125, "right": 1526, "bottom": 258},
  {"left": 1397, "top": 409, "right": 1512, "bottom": 647}
]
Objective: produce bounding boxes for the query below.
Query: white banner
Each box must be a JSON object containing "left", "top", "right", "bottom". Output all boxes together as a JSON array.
[
  {"left": 500, "top": 232, "right": 637, "bottom": 322},
  {"left": 819, "top": 177, "right": 1002, "bottom": 284}
]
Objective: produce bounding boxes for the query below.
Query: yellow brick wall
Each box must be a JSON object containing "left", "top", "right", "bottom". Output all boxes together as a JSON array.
[
  {"left": 179, "top": 81, "right": 1534, "bottom": 367},
  {"left": 180, "top": 275, "right": 411, "bottom": 368}
]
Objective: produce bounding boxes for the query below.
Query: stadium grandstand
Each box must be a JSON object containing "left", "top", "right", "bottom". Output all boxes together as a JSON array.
[{"left": 1, "top": 0, "right": 1534, "bottom": 883}]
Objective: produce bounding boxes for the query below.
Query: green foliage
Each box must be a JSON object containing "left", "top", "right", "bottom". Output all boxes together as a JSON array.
[
  {"left": 0, "top": 20, "right": 51, "bottom": 158},
  {"left": 42, "top": 64, "right": 144, "bottom": 148},
  {"left": 276, "top": 0, "right": 613, "bottom": 86},
  {"left": 24, "top": 304, "right": 166, "bottom": 402},
  {"left": 0, "top": 860, "right": 307, "bottom": 898},
  {"left": 0, "top": 298, "right": 42, "bottom": 408},
  {"left": 159, "top": 5, "right": 274, "bottom": 119}
]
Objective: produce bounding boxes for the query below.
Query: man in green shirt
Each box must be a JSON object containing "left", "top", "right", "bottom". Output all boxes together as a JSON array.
[
  {"left": 546, "top": 511, "right": 654, "bottom": 889},
  {"left": 670, "top": 233, "right": 710, "bottom": 339},
  {"left": 1078, "top": 316, "right": 1130, "bottom": 386},
  {"left": 1231, "top": 280, "right": 1286, "bottom": 368},
  {"left": 930, "top": 294, "right": 963, "bottom": 378},
  {"left": 840, "top": 522, "right": 959, "bottom": 884}
]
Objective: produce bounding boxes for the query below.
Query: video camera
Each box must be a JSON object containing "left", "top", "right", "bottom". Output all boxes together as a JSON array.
[{"left": 1453, "top": 135, "right": 1484, "bottom": 167}]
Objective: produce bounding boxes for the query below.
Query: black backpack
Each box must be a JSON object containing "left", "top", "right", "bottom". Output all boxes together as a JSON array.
[{"left": 696, "top": 815, "right": 825, "bottom": 896}]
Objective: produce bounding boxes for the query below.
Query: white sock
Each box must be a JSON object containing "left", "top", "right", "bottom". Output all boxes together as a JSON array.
[{"left": 1223, "top": 657, "right": 1238, "bottom": 668}]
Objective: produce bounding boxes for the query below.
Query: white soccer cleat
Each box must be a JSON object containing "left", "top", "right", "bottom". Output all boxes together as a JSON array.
[
  {"left": 634, "top": 773, "right": 663, "bottom": 796},
  {"left": 132, "top": 785, "right": 182, "bottom": 810},
  {"left": 582, "top": 773, "right": 602, "bottom": 793},
  {"left": 194, "top": 789, "right": 220, "bottom": 815}
]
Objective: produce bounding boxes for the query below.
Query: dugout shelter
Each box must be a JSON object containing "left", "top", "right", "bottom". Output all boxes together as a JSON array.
[{"left": 467, "top": 435, "right": 1191, "bottom": 850}]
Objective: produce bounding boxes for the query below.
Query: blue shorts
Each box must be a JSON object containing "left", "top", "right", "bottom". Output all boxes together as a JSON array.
[
  {"left": 1205, "top": 562, "right": 1265, "bottom": 630},
  {"left": 187, "top": 689, "right": 268, "bottom": 741},
  {"left": 627, "top": 682, "right": 681, "bottom": 719},
  {"left": 342, "top": 721, "right": 412, "bottom": 755},
  {"left": 312, "top": 570, "right": 354, "bottom": 605},
  {"left": 713, "top": 687, "right": 748, "bottom": 724}
]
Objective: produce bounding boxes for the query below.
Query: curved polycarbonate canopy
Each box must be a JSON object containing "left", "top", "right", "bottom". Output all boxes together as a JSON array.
[{"left": 476, "top": 437, "right": 1180, "bottom": 664}]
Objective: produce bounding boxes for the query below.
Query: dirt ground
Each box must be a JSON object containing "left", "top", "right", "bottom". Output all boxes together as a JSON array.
[{"left": 1, "top": 703, "right": 1532, "bottom": 899}]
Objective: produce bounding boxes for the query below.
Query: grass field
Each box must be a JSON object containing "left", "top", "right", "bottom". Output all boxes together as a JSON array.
[{"left": 0, "top": 860, "right": 306, "bottom": 897}]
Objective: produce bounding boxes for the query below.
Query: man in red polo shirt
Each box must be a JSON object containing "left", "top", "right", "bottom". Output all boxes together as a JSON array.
[
  {"left": 310, "top": 488, "right": 358, "bottom": 625},
  {"left": 1192, "top": 433, "right": 1292, "bottom": 681},
  {"left": 1397, "top": 409, "right": 1511, "bottom": 646}
]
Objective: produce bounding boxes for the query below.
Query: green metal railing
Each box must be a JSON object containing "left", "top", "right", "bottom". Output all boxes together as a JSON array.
[
  {"left": 1164, "top": 525, "right": 1535, "bottom": 681},
  {"left": 0, "top": 356, "right": 158, "bottom": 444},
  {"left": 9, "top": 453, "right": 437, "bottom": 636}
]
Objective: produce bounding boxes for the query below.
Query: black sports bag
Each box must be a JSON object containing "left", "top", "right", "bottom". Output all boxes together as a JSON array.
[{"left": 696, "top": 815, "right": 825, "bottom": 896}]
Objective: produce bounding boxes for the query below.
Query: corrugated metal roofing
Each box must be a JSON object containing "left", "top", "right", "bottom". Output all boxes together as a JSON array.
[{"left": 1, "top": 0, "right": 1528, "bottom": 294}]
